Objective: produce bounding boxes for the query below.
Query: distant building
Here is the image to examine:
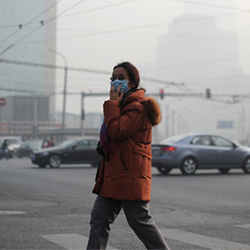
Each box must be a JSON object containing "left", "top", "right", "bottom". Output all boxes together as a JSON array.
[
  {"left": 154, "top": 15, "right": 250, "bottom": 143},
  {"left": 156, "top": 14, "right": 249, "bottom": 93},
  {"left": 0, "top": 96, "right": 49, "bottom": 122},
  {"left": 0, "top": 0, "right": 57, "bottom": 120}
]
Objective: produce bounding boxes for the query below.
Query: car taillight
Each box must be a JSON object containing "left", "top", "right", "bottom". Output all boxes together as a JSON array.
[{"left": 161, "top": 146, "right": 176, "bottom": 152}]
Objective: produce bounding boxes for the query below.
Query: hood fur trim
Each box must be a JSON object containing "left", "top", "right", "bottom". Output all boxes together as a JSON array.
[{"left": 141, "top": 97, "right": 162, "bottom": 126}]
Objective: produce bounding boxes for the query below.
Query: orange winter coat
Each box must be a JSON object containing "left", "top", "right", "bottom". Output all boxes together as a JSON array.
[{"left": 93, "top": 89, "right": 161, "bottom": 201}]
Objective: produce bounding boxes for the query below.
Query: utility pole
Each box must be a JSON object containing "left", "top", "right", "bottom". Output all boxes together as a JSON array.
[
  {"left": 240, "top": 103, "right": 246, "bottom": 144},
  {"left": 80, "top": 92, "right": 85, "bottom": 136},
  {"left": 33, "top": 97, "right": 39, "bottom": 138},
  {"left": 62, "top": 66, "right": 68, "bottom": 140},
  {"left": 47, "top": 49, "right": 69, "bottom": 141},
  {"left": 172, "top": 110, "right": 175, "bottom": 136},
  {"left": 166, "top": 104, "right": 169, "bottom": 138}
]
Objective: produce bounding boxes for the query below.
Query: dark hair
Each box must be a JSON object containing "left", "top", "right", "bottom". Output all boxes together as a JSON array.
[{"left": 113, "top": 61, "right": 140, "bottom": 88}]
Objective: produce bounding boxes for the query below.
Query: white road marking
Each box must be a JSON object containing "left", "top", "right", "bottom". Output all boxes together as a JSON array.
[
  {"left": 162, "top": 228, "right": 250, "bottom": 250},
  {"left": 0, "top": 210, "right": 26, "bottom": 215},
  {"left": 42, "top": 234, "right": 119, "bottom": 250},
  {"left": 42, "top": 228, "right": 250, "bottom": 250},
  {"left": 236, "top": 224, "right": 250, "bottom": 229}
]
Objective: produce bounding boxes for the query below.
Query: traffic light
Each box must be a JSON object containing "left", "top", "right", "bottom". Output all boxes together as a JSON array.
[
  {"left": 160, "top": 88, "right": 164, "bottom": 100},
  {"left": 205, "top": 88, "right": 211, "bottom": 99}
]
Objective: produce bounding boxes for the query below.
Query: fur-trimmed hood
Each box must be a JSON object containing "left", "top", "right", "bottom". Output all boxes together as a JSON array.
[
  {"left": 122, "top": 89, "right": 162, "bottom": 126},
  {"left": 141, "top": 97, "right": 162, "bottom": 126}
]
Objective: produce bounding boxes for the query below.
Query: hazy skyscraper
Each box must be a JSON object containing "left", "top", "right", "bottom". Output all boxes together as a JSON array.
[
  {"left": 156, "top": 14, "right": 249, "bottom": 94},
  {"left": 0, "top": 0, "right": 57, "bottom": 116}
]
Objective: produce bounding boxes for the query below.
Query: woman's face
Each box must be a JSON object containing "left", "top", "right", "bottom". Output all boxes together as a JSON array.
[{"left": 111, "top": 67, "right": 133, "bottom": 89}]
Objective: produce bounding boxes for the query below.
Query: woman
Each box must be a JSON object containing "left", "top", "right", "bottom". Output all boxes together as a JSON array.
[{"left": 87, "top": 62, "right": 170, "bottom": 250}]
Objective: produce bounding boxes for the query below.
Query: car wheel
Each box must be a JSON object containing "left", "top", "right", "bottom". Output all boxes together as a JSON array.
[
  {"left": 49, "top": 155, "right": 61, "bottom": 168},
  {"left": 218, "top": 168, "right": 230, "bottom": 174},
  {"left": 242, "top": 157, "right": 250, "bottom": 174},
  {"left": 38, "top": 164, "right": 46, "bottom": 168},
  {"left": 180, "top": 157, "right": 198, "bottom": 175},
  {"left": 157, "top": 166, "right": 172, "bottom": 175}
]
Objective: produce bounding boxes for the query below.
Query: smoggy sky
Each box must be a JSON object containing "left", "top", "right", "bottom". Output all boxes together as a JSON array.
[{"left": 56, "top": 0, "right": 250, "bottom": 73}]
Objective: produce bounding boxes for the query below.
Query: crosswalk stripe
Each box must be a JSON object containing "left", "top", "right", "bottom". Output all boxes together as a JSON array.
[
  {"left": 42, "top": 234, "right": 119, "bottom": 250},
  {"left": 162, "top": 228, "right": 250, "bottom": 250},
  {"left": 236, "top": 224, "right": 250, "bottom": 229},
  {"left": 43, "top": 228, "right": 250, "bottom": 250}
]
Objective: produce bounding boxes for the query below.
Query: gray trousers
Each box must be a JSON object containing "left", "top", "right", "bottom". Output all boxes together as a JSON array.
[{"left": 86, "top": 195, "right": 170, "bottom": 250}]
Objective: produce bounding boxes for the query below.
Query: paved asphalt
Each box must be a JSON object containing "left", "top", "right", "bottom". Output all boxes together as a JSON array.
[{"left": 0, "top": 158, "right": 250, "bottom": 250}]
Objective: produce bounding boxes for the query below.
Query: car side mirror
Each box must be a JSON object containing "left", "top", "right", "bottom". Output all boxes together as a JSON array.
[{"left": 232, "top": 143, "right": 237, "bottom": 149}]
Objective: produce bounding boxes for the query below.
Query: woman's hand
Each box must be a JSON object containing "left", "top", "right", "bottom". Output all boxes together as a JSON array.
[{"left": 109, "top": 85, "right": 124, "bottom": 102}]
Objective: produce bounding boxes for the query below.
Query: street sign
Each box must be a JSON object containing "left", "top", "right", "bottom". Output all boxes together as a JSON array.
[{"left": 0, "top": 98, "right": 6, "bottom": 106}]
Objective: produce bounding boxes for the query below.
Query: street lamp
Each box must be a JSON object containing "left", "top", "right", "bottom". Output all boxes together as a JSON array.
[{"left": 48, "top": 48, "right": 68, "bottom": 141}]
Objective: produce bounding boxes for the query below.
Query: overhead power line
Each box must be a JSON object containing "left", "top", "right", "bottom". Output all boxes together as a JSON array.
[
  {"left": 62, "top": 0, "right": 136, "bottom": 18},
  {"left": 0, "top": 0, "right": 133, "bottom": 29},
  {"left": 44, "top": 0, "right": 250, "bottom": 26},
  {"left": 52, "top": 0, "right": 250, "bottom": 25},
  {"left": 0, "top": 30, "right": 21, "bottom": 45},
  {"left": 0, "top": 87, "right": 48, "bottom": 94},
  {"left": 2, "top": 86, "right": 250, "bottom": 105},
  {"left": 23, "top": 0, "right": 65, "bottom": 26},
  {"left": 0, "top": 0, "right": 65, "bottom": 46},
  {"left": 0, "top": 0, "right": 249, "bottom": 31},
  {"left": 0, "top": 58, "right": 184, "bottom": 87},
  {"left": 0, "top": 0, "right": 88, "bottom": 56},
  {"left": 0, "top": 58, "right": 109, "bottom": 74},
  {"left": 25, "top": 23, "right": 165, "bottom": 44},
  {"left": 174, "top": 0, "right": 250, "bottom": 13},
  {"left": 45, "top": 0, "right": 88, "bottom": 23}
]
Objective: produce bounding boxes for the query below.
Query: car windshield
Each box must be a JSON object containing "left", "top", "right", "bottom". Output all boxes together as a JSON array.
[{"left": 160, "top": 134, "right": 187, "bottom": 144}]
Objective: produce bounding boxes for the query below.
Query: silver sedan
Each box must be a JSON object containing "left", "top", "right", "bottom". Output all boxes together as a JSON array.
[{"left": 152, "top": 133, "right": 250, "bottom": 175}]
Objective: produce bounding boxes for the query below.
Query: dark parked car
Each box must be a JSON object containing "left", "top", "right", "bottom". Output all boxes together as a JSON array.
[
  {"left": 31, "top": 137, "right": 101, "bottom": 168},
  {"left": 152, "top": 133, "right": 250, "bottom": 175}
]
